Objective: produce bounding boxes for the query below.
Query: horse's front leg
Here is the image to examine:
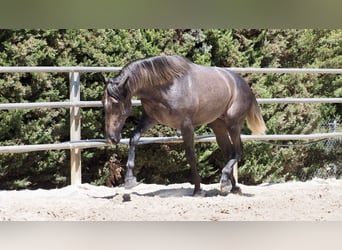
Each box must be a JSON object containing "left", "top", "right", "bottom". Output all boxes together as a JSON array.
[
  {"left": 125, "top": 114, "right": 155, "bottom": 189},
  {"left": 180, "top": 119, "right": 205, "bottom": 196}
]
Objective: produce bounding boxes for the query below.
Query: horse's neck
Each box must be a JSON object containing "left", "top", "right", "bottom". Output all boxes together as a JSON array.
[
  {"left": 134, "top": 86, "right": 171, "bottom": 108},
  {"left": 134, "top": 87, "right": 160, "bottom": 101}
]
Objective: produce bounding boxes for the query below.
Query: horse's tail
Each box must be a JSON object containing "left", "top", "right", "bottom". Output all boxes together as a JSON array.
[{"left": 246, "top": 99, "right": 267, "bottom": 135}]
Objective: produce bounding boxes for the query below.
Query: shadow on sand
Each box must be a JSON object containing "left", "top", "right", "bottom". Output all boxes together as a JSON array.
[
  {"left": 88, "top": 184, "right": 255, "bottom": 199},
  {"left": 131, "top": 187, "right": 255, "bottom": 198}
]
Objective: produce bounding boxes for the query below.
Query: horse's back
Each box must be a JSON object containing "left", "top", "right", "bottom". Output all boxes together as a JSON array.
[
  {"left": 189, "top": 64, "right": 253, "bottom": 103},
  {"left": 188, "top": 64, "right": 256, "bottom": 125},
  {"left": 184, "top": 65, "right": 235, "bottom": 125}
]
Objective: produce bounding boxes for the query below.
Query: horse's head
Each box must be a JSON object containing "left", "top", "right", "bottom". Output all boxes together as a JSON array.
[{"left": 102, "top": 74, "right": 131, "bottom": 144}]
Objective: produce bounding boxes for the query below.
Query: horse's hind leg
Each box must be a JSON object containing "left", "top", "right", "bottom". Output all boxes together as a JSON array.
[
  {"left": 224, "top": 121, "right": 244, "bottom": 194},
  {"left": 208, "top": 119, "right": 232, "bottom": 163},
  {"left": 209, "top": 119, "right": 238, "bottom": 194}
]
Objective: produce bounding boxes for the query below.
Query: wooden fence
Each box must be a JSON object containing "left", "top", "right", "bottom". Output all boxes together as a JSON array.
[{"left": 0, "top": 67, "right": 341, "bottom": 185}]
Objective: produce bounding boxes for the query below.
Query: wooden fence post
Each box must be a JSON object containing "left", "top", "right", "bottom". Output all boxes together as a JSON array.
[{"left": 69, "top": 72, "right": 81, "bottom": 185}]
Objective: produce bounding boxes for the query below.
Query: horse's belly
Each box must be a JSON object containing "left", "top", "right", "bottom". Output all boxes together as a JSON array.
[
  {"left": 142, "top": 93, "right": 228, "bottom": 129},
  {"left": 143, "top": 102, "right": 221, "bottom": 129},
  {"left": 142, "top": 101, "right": 182, "bottom": 129},
  {"left": 193, "top": 91, "right": 229, "bottom": 125},
  {"left": 192, "top": 106, "right": 227, "bottom": 126}
]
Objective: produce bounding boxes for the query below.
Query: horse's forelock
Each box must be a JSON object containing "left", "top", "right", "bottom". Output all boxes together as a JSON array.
[
  {"left": 106, "top": 73, "right": 129, "bottom": 100},
  {"left": 107, "top": 84, "right": 120, "bottom": 100}
]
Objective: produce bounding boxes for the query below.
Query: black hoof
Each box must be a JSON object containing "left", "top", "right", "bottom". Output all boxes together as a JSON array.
[
  {"left": 125, "top": 177, "right": 139, "bottom": 189},
  {"left": 231, "top": 185, "right": 242, "bottom": 194}
]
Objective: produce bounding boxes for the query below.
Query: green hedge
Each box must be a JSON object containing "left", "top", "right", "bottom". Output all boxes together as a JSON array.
[{"left": 0, "top": 29, "right": 341, "bottom": 189}]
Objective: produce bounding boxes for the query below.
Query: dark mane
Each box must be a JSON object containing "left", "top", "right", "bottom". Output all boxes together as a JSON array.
[{"left": 121, "top": 55, "right": 192, "bottom": 93}]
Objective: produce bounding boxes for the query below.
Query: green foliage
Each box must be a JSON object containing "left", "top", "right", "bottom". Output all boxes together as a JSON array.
[{"left": 0, "top": 29, "right": 341, "bottom": 189}]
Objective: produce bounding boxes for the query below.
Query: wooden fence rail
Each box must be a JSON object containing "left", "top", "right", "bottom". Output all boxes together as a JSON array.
[{"left": 1, "top": 66, "right": 341, "bottom": 185}]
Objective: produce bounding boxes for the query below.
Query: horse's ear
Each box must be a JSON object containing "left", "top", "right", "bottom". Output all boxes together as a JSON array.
[
  {"left": 117, "top": 75, "right": 129, "bottom": 98},
  {"left": 104, "top": 77, "right": 109, "bottom": 84},
  {"left": 107, "top": 84, "right": 120, "bottom": 100},
  {"left": 99, "top": 74, "right": 108, "bottom": 85},
  {"left": 118, "top": 75, "right": 128, "bottom": 88}
]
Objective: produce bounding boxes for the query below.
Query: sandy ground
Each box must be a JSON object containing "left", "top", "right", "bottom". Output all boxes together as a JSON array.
[{"left": 0, "top": 178, "right": 341, "bottom": 221}]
